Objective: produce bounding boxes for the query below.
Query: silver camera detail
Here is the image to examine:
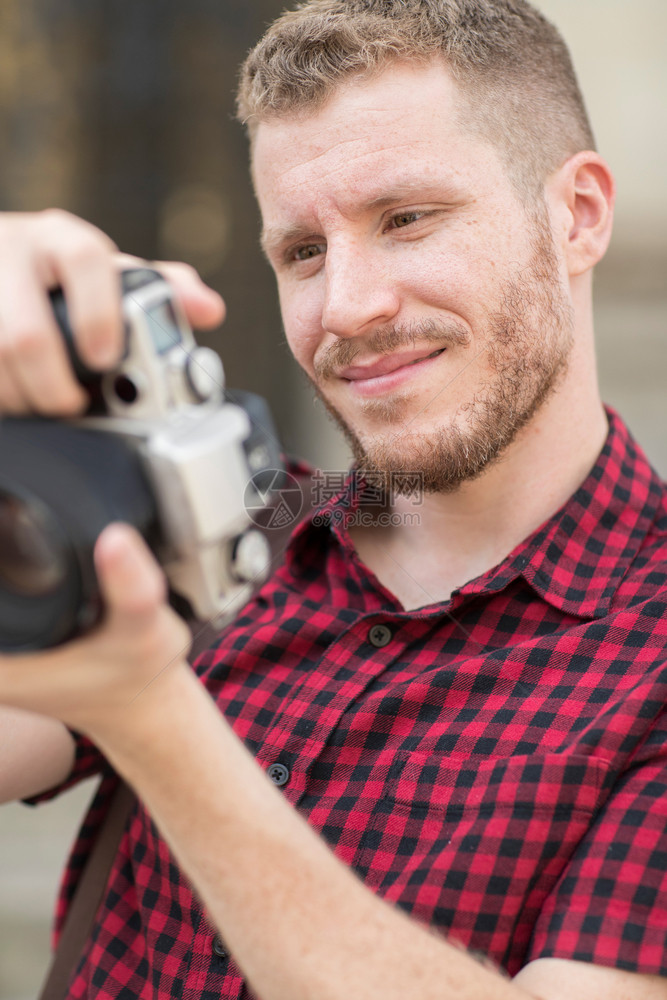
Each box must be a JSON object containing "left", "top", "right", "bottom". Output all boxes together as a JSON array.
[{"left": 67, "top": 267, "right": 274, "bottom": 627}]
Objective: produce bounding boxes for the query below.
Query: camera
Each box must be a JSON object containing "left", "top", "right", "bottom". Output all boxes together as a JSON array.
[{"left": 0, "top": 267, "right": 283, "bottom": 651}]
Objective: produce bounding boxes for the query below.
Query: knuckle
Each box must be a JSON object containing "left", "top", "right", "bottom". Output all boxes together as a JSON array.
[
  {"left": 10, "top": 322, "right": 49, "bottom": 358},
  {"left": 61, "top": 232, "right": 109, "bottom": 269},
  {"left": 79, "top": 304, "right": 118, "bottom": 338},
  {"left": 159, "top": 260, "right": 199, "bottom": 282},
  {"left": 37, "top": 210, "right": 115, "bottom": 261},
  {"left": 39, "top": 206, "right": 74, "bottom": 226},
  {"left": 32, "top": 385, "right": 86, "bottom": 417}
]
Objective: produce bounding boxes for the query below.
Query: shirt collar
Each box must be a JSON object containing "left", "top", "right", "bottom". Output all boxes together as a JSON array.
[
  {"left": 506, "top": 407, "right": 665, "bottom": 619},
  {"left": 285, "top": 408, "right": 664, "bottom": 620}
]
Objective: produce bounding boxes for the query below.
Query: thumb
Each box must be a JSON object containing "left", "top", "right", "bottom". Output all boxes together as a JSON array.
[{"left": 94, "top": 523, "right": 167, "bottom": 625}]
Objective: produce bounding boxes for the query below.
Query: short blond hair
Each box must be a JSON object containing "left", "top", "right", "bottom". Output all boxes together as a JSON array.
[{"left": 236, "top": 0, "right": 595, "bottom": 198}]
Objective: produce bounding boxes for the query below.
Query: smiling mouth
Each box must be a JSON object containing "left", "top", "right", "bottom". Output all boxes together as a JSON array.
[
  {"left": 340, "top": 347, "right": 446, "bottom": 382},
  {"left": 360, "top": 347, "right": 444, "bottom": 378}
]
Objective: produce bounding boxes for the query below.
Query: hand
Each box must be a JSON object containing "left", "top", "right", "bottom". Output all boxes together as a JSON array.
[
  {"left": 0, "top": 523, "right": 192, "bottom": 739},
  {"left": 0, "top": 209, "right": 226, "bottom": 416}
]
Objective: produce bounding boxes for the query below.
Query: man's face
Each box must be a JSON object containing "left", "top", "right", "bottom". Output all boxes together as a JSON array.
[{"left": 253, "top": 59, "right": 574, "bottom": 493}]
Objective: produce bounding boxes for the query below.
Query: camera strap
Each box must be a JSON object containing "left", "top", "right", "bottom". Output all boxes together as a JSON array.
[
  {"left": 37, "top": 780, "right": 135, "bottom": 1000},
  {"left": 38, "top": 468, "right": 317, "bottom": 1000}
]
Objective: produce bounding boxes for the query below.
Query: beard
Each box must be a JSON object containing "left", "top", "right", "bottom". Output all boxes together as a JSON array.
[{"left": 306, "top": 209, "right": 575, "bottom": 496}]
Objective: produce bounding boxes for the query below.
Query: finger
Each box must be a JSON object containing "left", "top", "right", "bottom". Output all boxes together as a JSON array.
[
  {"left": 0, "top": 261, "right": 88, "bottom": 415},
  {"left": 37, "top": 212, "right": 124, "bottom": 371},
  {"left": 115, "top": 254, "right": 226, "bottom": 331},
  {"left": 0, "top": 209, "right": 123, "bottom": 414},
  {"left": 154, "top": 260, "right": 226, "bottom": 330}
]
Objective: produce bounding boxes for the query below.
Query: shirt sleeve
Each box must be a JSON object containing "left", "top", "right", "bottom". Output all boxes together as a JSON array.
[
  {"left": 526, "top": 715, "right": 667, "bottom": 976},
  {"left": 23, "top": 729, "right": 107, "bottom": 805}
]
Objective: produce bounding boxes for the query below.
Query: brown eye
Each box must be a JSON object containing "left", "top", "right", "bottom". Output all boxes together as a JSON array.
[
  {"left": 295, "top": 244, "right": 323, "bottom": 260},
  {"left": 391, "top": 212, "right": 421, "bottom": 229}
]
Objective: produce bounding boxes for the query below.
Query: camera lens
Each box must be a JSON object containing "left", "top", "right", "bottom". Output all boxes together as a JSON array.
[
  {"left": 0, "top": 489, "right": 67, "bottom": 596},
  {"left": 0, "top": 417, "right": 158, "bottom": 650}
]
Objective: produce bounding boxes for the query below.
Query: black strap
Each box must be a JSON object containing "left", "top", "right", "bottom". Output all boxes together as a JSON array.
[{"left": 37, "top": 781, "right": 135, "bottom": 1000}]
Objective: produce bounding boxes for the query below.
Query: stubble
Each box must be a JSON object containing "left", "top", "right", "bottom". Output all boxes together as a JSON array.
[{"left": 307, "top": 210, "right": 575, "bottom": 495}]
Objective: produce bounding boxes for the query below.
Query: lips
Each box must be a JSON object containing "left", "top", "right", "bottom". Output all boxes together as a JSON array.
[{"left": 338, "top": 348, "right": 445, "bottom": 381}]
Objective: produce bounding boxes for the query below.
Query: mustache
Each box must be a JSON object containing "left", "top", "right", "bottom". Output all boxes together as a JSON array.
[{"left": 314, "top": 319, "right": 470, "bottom": 380}]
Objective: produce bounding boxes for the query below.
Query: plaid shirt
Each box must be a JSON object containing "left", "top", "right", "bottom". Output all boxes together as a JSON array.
[{"left": 41, "top": 408, "right": 667, "bottom": 998}]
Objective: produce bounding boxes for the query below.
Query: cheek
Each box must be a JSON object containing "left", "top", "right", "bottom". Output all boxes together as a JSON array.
[
  {"left": 407, "top": 229, "right": 523, "bottom": 318},
  {"left": 397, "top": 222, "right": 497, "bottom": 294},
  {"left": 279, "top": 293, "right": 323, "bottom": 375},
  {"left": 399, "top": 248, "right": 484, "bottom": 320}
]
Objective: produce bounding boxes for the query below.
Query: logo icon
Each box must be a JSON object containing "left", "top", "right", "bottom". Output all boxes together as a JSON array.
[{"left": 244, "top": 469, "right": 304, "bottom": 530}]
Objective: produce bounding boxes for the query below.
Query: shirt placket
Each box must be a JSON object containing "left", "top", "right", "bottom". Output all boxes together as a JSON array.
[{"left": 250, "top": 612, "right": 437, "bottom": 806}]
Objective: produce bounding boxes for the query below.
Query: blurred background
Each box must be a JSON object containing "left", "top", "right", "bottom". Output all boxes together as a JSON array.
[{"left": 0, "top": 1, "right": 665, "bottom": 997}]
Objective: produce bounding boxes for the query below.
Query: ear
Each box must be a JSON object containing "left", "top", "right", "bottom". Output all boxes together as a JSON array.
[{"left": 547, "top": 151, "right": 616, "bottom": 277}]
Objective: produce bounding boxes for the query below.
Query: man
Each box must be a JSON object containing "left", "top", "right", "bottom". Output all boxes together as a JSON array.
[{"left": 0, "top": 1, "right": 666, "bottom": 997}]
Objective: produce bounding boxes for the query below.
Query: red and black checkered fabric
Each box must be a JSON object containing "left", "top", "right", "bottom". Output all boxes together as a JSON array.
[{"left": 39, "top": 408, "right": 667, "bottom": 997}]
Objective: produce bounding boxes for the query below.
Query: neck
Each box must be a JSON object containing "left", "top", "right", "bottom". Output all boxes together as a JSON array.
[
  {"left": 393, "top": 380, "right": 607, "bottom": 568},
  {"left": 350, "top": 304, "right": 608, "bottom": 608}
]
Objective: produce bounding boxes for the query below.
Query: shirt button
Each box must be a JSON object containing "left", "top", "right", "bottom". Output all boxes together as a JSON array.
[
  {"left": 368, "top": 624, "right": 393, "bottom": 648},
  {"left": 268, "top": 762, "right": 290, "bottom": 787},
  {"left": 212, "top": 935, "right": 228, "bottom": 959}
]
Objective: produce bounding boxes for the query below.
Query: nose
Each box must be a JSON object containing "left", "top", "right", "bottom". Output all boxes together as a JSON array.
[{"left": 320, "top": 241, "right": 400, "bottom": 339}]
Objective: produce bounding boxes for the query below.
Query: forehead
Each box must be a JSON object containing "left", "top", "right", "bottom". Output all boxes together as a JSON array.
[{"left": 251, "top": 60, "right": 504, "bottom": 232}]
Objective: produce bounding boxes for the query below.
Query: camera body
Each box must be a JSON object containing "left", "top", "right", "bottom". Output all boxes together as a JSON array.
[{"left": 0, "top": 268, "right": 281, "bottom": 650}]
